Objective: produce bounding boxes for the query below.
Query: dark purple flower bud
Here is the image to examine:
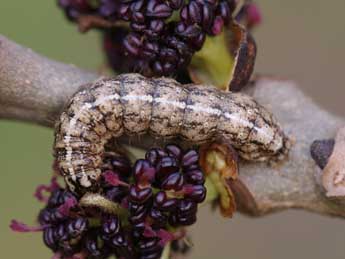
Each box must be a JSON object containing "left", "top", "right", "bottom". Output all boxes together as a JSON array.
[
  {"left": 99, "top": 4, "right": 116, "bottom": 18},
  {"left": 141, "top": 41, "right": 159, "bottom": 59},
  {"left": 160, "top": 47, "right": 178, "bottom": 64},
  {"left": 154, "top": 191, "right": 178, "bottom": 211},
  {"left": 134, "top": 159, "right": 156, "bottom": 183},
  {"left": 132, "top": 11, "right": 145, "bottom": 23},
  {"left": 38, "top": 208, "right": 66, "bottom": 225},
  {"left": 138, "top": 237, "right": 160, "bottom": 250},
  {"left": 175, "top": 22, "right": 202, "bottom": 38},
  {"left": 178, "top": 199, "right": 197, "bottom": 215},
  {"left": 150, "top": 208, "right": 168, "bottom": 227},
  {"left": 131, "top": 22, "right": 147, "bottom": 32},
  {"left": 165, "top": 144, "right": 182, "bottom": 160},
  {"left": 111, "top": 156, "right": 132, "bottom": 177},
  {"left": 123, "top": 33, "right": 142, "bottom": 56},
  {"left": 154, "top": 191, "right": 167, "bottom": 206},
  {"left": 43, "top": 227, "right": 58, "bottom": 251},
  {"left": 183, "top": 163, "right": 199, "bottom": 171},
  {"left": 178, "top": 214, "right": 197, "bottom": 226},
  {"left": 105, "top": 186, "right": 128, "bottom": 203},
  {"left": 145, "top": 148, "right": 168, "bottom": 166},
  {"left": 103, "top": 28, "right": 136, "bottom": 74},
  {"left": 130, "top": 209, "right": 148, "bottom": 224},
  {"left": 131, "top": 0, "right": 145, "bottom": 11},
  {"left": 47, "top": 188, "right": 64, "bottom": 207},
  {"left": 161, "top": 172, "right": 184, "bottom": 191},
  {"left": 217, "top": 0, "right": 232, "bottom": 24},
  {"left": 147, "top": 0, "right": 173, "bottom": 18},
  {"left": 156, "top": 156, "right": 179, "bottom": 179},
  {"left": 184, "top": 184, "right": 206, "bottom": 203},
  {"left": 67, "top": 218, "right": 88, "bottom": 238},
  {"left": 54, "top": 224, "right": 68, "bottom": 243},
  {"left": 129, "top": 185, "right": 153, "bottom": 204},
  {"left": 118, "top": 3, "right": 131, "bottom": 21},
  {"left": 38, "top": 209, "right": 52, "bottom": 225},
  {"left": 85, "top": 232, "right": 104, "bottom": 258},
  {"left": 50, "top": 209, "right": 66, "bottom": 223},
  {"left": 168, "top": 0, "right": 183, "bottom": 10},
  {"left": 148, "top": 19, "right": 165, "bottom": 34},
  {"left": 180, "top": 5, "right": 188, "bottom": 21},
  {"left": 145, "top": 148, "right": 160, "bottom": 166},
  {"left": 111, "top": 232, "right": 127, "bottom": 247},
  {"left": 111, "top": 233, "right": 136, "bottom": 258},
  {"left": 187, "top": 1, "right": 203, "bottom": 25},
  {"left": 202, "top": 3, "right": 215, "bottom": 30},
  {"left": 184, "top": 168, "right": 205, "bottom": 184},
  {"left": 182, "top": 150, "right": 199, "bottom": 168},
  {"left": 102, "top": 216, "right": 120, "bottom": 238},
  {"left": 189, "top": 32, "right": 206, "bottom": 50},
  {"left": 129, "top": 202, "right": 147, "bottom": 216}
]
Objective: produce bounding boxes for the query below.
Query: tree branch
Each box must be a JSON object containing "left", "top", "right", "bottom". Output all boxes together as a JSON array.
[
  {"left": 0, "top": 35, "right": 344, "bottom": 218},
  {"left": 0, "top": 35, "right": 98, "bottom": 127}
]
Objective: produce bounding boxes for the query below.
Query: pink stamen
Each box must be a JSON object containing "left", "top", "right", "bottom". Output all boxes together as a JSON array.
[
  {"left": 246, "top": 3, "right": 262, "bottom": 27},
  {"left": 103, "top": 170, "right": 129, "bottom": 187},
  {"left": 10, "top": 220, "right": 45, "bottom": 233},
  {"left": 143, "top": 223, "right": 156, "bottom": 238},
  {"left": 157, "top": 229, "right": 186, "bottom": 247},
  {"left": 157, "top": 229, "right": 175, "bottom": 246},
  {"left": 57, "top": 197, "right": 78, "bottom": 216},
  {"left": 34, "top": 176, "right": 60, "bottom": 203},
  {"left": 212, "top": 16, "right": 224, "bottom": 35},
  {"left": 34, "top": 185, "right": 50, "bottom": 203}
]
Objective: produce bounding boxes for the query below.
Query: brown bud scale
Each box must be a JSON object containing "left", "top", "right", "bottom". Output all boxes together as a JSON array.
[{"left": 54, "top": 74, "right": 289, "bottom": 193}]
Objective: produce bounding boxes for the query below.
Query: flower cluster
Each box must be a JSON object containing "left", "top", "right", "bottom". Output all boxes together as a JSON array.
[
  {"left": 57, "top": 0, "right": 237, "bottom": 77},
  {"left": 11, "top": 144, "right": 206, "bottom": 259}
]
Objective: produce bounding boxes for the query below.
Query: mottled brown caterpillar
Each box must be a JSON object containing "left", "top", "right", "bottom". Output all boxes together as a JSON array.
[{"left": 54, "top": 74, "right": 289, "bottom": 194}]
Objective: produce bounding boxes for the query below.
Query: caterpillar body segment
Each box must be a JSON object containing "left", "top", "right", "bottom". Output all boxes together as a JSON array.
[{"left": 54, "top": 74, "right": 289, "bottom": 193}]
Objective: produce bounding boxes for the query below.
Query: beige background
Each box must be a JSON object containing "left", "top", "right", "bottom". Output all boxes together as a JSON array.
[{"left": 1, "top": 1, "right": 344, "bottom": 258}]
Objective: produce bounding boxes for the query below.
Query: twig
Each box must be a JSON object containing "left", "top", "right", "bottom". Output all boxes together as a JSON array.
[
  {"left": 0, "top": 35, "right": 344, "bottom": 218},
  {"left": 0, "top": 35, "right": 98, "bottom": 127}
]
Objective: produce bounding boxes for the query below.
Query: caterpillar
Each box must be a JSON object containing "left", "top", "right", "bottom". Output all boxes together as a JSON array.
[{"left": 54, "top": 73, "right": 289, "bottom": 194}]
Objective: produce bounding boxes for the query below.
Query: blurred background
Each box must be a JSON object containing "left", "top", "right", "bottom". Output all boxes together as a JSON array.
[{"left": 1, "top": 0, "right": 345, "bottom": 258}]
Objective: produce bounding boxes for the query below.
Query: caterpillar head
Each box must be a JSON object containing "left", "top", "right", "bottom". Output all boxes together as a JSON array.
[{"left": 64, "top": 169, "right": 101, "bottom": 195}]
